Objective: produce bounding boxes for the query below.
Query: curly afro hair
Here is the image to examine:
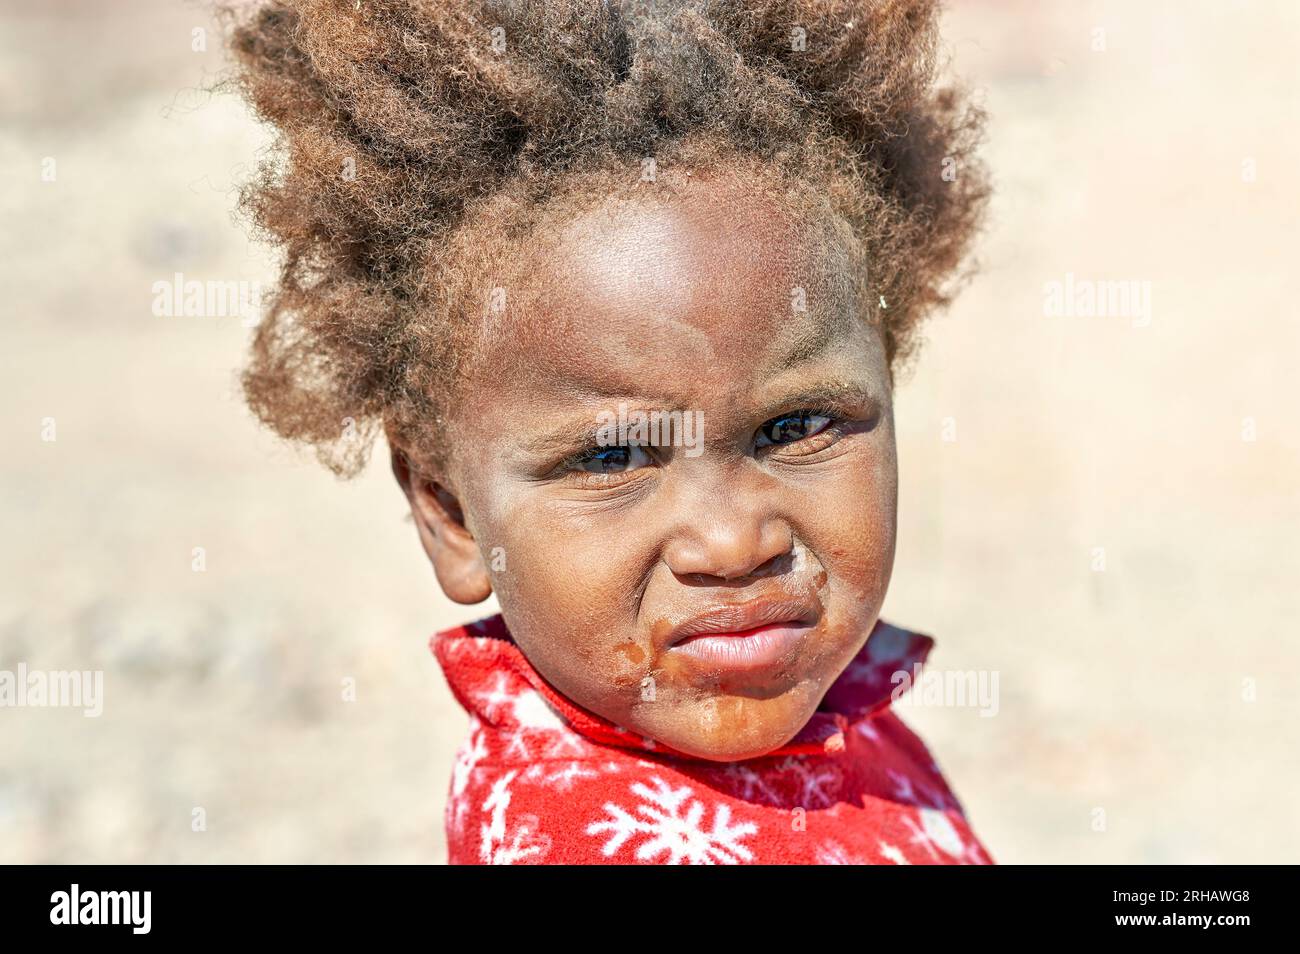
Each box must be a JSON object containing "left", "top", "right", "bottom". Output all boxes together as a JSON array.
[{"left": 220, "top": 0, "right": 988, "bottom": 478}]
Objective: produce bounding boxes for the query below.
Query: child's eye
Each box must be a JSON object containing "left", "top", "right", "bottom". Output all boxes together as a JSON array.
[
  {"left": 754, "top": 410, "right": 836, "bottom": 448},
  {"left": 568, "top": 443, "right": 654, "bottom": 475}
]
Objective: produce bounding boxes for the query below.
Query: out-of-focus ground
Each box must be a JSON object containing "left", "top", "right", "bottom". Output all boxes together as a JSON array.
[{"left": 1, "top": 0, "right": 1297, "bottom": 863}]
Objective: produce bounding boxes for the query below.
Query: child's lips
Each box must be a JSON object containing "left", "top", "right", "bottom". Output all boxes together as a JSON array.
[
  {"left": 668, "top": 621, "right": 814, "bottom": 674},
  {"left": 660, "top": 596, "right": 819, "bottom": 675},
  {"left": 665, "top": 597, "right": 819, "bottom": 644}
]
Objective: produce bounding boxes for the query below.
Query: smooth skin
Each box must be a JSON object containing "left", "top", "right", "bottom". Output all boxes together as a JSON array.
[{"left": 393, "top": 171, "right": 898, "bottom": 761}]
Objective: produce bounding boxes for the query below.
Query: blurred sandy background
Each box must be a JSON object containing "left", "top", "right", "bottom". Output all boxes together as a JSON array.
[{"left": 1, "top": 0, "right": 1296, "bottom": 863}]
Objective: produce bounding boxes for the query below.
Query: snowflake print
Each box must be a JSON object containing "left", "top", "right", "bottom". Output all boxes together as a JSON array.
[
  {"left": 449, "top": 721, "right": 488, "bottom": 836},
  {"left": 522, "top": 760, "right": 602, "bottom": 792},
  {"left": 511, "top": 687, "right": 566, "bottom": 731},
  {"left": 433, "top": 614, "right": 995, "bottom": 866},
  {"left": 901, "top": 807, "right": 968, "bottom": 863},
  {"left": 887, "top": 768, "right": 950, "bottom": 811},
  {"left": 856, "top": 720, "right": 881, "bottom": 744},
  {"left": 772, "top": 756, "right": 843, "bottom": 809},
  {"left": 539, "top": 727, "right": 592, "bottom": 759},
  {"left": 816, "top": 838, "right": 871, "bottom": 865},
  {"left": 717, "top": 763, "right": 782, "bottom": 803},
  {"left": 502, "top": 729, "right": 534, "bottom": 761},
  {"left": 717, "top": 757, "right": 841, "bottom": 808},
  {"left": 480, "top": 770, "right": 552, "bottom": 864},
  {"left": 877, "top": 840, "right": 911, "bottom": 865},
  {"left": 585, "top": 776, "right": 758, "bottom": 864},
  {"left": 921, "top": 808, "right": 966, "bottom": 856},
  {"left": 473, "top": 671, "right": 519, "bottom": 725},
  {"left": 451, "top": 718, "right": 487, "bottom": 797}
]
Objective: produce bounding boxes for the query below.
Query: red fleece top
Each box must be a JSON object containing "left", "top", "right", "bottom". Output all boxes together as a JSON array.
[{"left": 431, "top": 612, "right": 994, "bottom": 865}]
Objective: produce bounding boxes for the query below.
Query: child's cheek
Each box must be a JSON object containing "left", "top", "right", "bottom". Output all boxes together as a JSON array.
[
  {"left": 807, "top": 436, "right": 898, "bottom": 615},
  {"left": 484, "top": 506, "right": 654, "bottom": 694}
]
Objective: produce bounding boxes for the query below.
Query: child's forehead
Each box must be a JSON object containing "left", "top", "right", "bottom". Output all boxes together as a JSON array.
[
  {"left": 535, "top": 174, "right": 843, "bottom": 300},
  {"left": 480, "top": 178, "right": 861, "bottom": 395}
]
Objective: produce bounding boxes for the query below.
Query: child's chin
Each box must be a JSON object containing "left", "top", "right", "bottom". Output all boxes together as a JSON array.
[
  {"left": 637, "top": 691, "right": 815, "bottom": 762},
  {"left": 660, "top": 728, "right": 802, "bottom": 763}
]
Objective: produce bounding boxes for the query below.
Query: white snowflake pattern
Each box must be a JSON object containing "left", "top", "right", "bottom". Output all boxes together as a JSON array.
[
  {"left": 473, "top": 680, "right": 596, "bottom": 761},
  {"left": 480, "top": 770, "right": 552, "bottom": 864},
  {"left": 772, "top": 756, "right": 843, "bottom": 809},
  {"left": 718, "top": 763, "right": 783, "bottom": 804},
  {"left": 816, "top": 838, "right": 872, "bottom": 865},
  {"left": 511, "top": 687, "right": 565, "bottom": 730},
  {"left": 449, "top": 719, "right": 488, "bottom": 836},
  {"left": 878, "top": 840, "right": 911, "bottom": 865},
  {"left": 717, "top": 756, "right": 842, "bottom": 809},
  {"left": 901, "top": 807, "right": 967, "bottom": 863},
  {"left": 473, "top": 671, "right": 519, "bottom": 724},
  {"left": 503, "top": 729, "right": 534, "bottom": 761},
  {"left": 540, "top": 728, "right": 592, "bottom": 759},
  {"left": 887, "top": 768, "right": 950, "bottom": 811},
  {"left": 585, "top": 776, "right": 758, "bottom": 864},
  {"left": 522, "top": 760, "right": 603, "bottom": 791},
  {"left": 856, "top": 720, "right": 881, "bottom": 743}
]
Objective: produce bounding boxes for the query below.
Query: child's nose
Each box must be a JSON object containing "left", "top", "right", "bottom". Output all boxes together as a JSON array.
[{"left": 661, "top": 509, "right": 794, "bottom": 583}]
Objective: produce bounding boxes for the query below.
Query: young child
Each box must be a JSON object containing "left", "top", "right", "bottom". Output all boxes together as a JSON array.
[{"left": 225, "top": 0, "right": 992, "bottom": 864}]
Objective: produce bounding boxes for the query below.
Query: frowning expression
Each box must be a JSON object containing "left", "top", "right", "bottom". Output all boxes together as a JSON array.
[{"left": 440, "top": 174, "right": 897, "bottom": 761}]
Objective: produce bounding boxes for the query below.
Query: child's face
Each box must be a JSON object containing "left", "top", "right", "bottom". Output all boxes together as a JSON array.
[{"left": 421, "top": 176, "right": 897, "bottom": 761}]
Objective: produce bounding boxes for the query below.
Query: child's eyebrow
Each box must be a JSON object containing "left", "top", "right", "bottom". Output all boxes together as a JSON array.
[
  {"left": 758, "top": 382, "right": 882, "bottom": 419},
  {"left": 521, "top": 417, "right": 612, "bottom": 455}
]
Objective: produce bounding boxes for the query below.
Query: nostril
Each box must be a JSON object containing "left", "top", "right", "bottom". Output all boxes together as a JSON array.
[
  {"left": 676, "top": 550, "right": 794, "bottom": 587},
  {"left": 754, "top": 552, "right": 791, "bottom": 576},
  {"left": 662, "top": 513, "right": 794, "bottom": 583}
]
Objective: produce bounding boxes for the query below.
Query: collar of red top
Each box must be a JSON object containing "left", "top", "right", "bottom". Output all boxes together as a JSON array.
[{"left": 430, "top": 612, "right": 934, "bottom": 762}]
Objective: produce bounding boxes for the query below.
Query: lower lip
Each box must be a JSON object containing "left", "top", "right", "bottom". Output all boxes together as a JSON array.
[{"left": 668, "top": 622, "right": 811, "bottom": 673}]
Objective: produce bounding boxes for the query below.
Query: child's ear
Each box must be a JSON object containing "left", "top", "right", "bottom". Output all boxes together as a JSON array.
[{"left": 390, "top": 447, "right": 493, "bottom": 605}]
